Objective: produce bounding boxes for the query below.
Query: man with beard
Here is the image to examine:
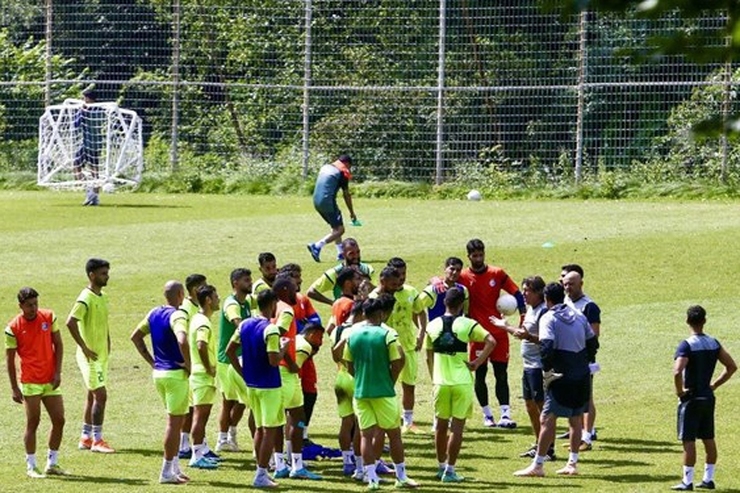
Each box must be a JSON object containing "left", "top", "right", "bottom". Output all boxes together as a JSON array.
[{"left": 307, "top": 238, "right": 374, "bottom": 306}]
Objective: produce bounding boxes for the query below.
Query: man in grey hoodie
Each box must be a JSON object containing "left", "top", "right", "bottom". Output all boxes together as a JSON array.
[{"left": 514, "top": 282, "right": 598, "bottom": 478}]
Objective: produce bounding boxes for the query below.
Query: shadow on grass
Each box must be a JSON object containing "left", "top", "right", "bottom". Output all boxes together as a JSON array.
[
  {"left": 114, "top": 447, "right": 162, "bottom": 458},
  {"left": 588, "top": 473, "right": 676, "bottom": 483},
  {"left": 604, "top": 437, "right": 676, "bottom": 447},
  {"left": 46, "top": 474, "right": 149, "bottom": 486},
  {"left": 54, "top": 203, "right": 190, "bottom": 209}
]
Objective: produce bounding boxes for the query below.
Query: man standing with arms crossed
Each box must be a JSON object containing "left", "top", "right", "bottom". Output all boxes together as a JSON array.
[
  {"left": 307, "top": 155, "right": 358, "bottom": 263},
  {"left": 671, "top": 305, "right": 736, "bottom": 491},
  {"left": 67, "top": 258, "right": 115, "bottom": 453},
  {"left": 130, "top": 281, "right": 191, "bottom": 484},
  {"left": 6, "top": 287, "right": 67, "bottom": 478},
  {"left": 459, "top": 239, "right": 525, "bottom": 428}
]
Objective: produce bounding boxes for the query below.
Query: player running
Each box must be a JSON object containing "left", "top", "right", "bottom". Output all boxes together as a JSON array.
[{"left": 6, "top": 287, "right": 68, "bottom": 478}]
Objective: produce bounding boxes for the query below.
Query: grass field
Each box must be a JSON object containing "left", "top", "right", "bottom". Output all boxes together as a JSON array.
[{"left": 1, "top": 190, "right": 740, "bottom": 493}]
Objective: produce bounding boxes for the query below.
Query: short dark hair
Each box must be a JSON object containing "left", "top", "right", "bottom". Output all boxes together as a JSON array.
[
  {"left": 445, "top": 256, "right": 464, "bottom": 269},
  {"left": 444, "top": 287, "right": 465, "bottom": 309},
  {"left": 257, "top": 289, "right": 277, "bottom": 310},
  {"left": 522, "top": 275, "right": 546, "bottom": 295},
  {"left": 466, "top": 238, "right": 485, "bottom": 255},
  {"left": 362, "top": 298, "right": 385, "bottom": 318},
  {"left": 387, "top": 257, "right": 406, "bottom": 269},
  {"left": 544, "top": 282, "right": 565, "bottom": 305},
  {"left": 272, "top": 276, "right": 295, "bottom": 294},
  {"left": 686, "top": 305, "right": 707, "bottom": 326},
  {"left": 17, "top": 287, "right": 39, "bottom": 304},
  {"left": 379, "top": 266, "right": 400, "bottom": 281},
  {"left": 185, "top": 274, "right": 207, "bottom": 293},
  {"left": 230, "top": 268, "right": 251, "bottom": 285},
  {"left": 258, "top": 252, "right": 276, "bottom": 267},
  {"left": 341, "top": 238, "right": 359, "bottom": 251},
  {"left": 561, "top": 264, "right": 584, "bottom": 278},
  {"left": 86, "top": 258, "right": 110, "bottom": 275},
  {"left": 196, "top": 284, "right": 217, "bottom": 306},
  {"left": 302, "top": 321, "right": 325, "bottom": 334},
  {"left": 338, "top": 154, "right": 353, "bottom": 166},
  {"left": 278, "top": 263, "right": 302, "bottom": 277},
  {"left": 376, "top": 293, "right": 396, "bottom": 313},
  {"left": 336, "top": 267, "right": 357, "bottom": 287},
  {"left": 82, "top": 88, "right": 98, "bottom": 100}
]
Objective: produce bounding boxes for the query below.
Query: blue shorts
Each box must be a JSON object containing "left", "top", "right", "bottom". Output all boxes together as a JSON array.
[
  {"left": 543, "top": 389, "right": 587, "bottom": 418},
  {"left": 522, "top": 368, "right": 544, "bottom": 402},
  {"left": 677, "top": 396, "right": 715, "bottom": 441},
  {"left": 314, "top": 201, "right": 343, "bottom": 228}
]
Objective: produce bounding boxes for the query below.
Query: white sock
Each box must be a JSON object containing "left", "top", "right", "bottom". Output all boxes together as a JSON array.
[
  {"left": 274, "top": 452, "right": 286, "bottom": 471},
  {"left": 180, "top": 432, "right": 191, "bottom": 451},
  {"left": 218, "top": 431, "right": 228, "bottom": 443},
  {"left": 355, "top": 455, "right": 364, "bottom": 470},
  {"left": 445, "top": 464, "right": 455, "bottom": 475},
  {"left": 569, "top": 452, "right": 579, "bottom": 464},
  {"left": 81, "top": 423, "right": 92, "bottom": 439},
  {"left": 256, "top": 466, "right": 268, "bottom": 477},
  {"left": 704, "top": 463, "right": 715, "bottom": 482},
  {"left": 26, "top": 454, "right": 36, "bottom": 470},
  {"left": 291, "top": 452, "right": 304, "bottom": 472},
  {"left": 683, "top": 466, "right": 695, "bottom": 485},
  {"left": 534, "top": 455, "right": 546, "bottom": 466},
  {"left": 403, "top": 410, "right": 413, "bottom": 427},
  {"left": 336, "top": 243, "right": 343, "bottom": 254},
  {"left": 228, "top": 426, "right": 238, "bottom": 442},
  {"left": 92, "top": 424, "right": 103, "bottom": 442},
  {"left": 394, "top": 461, "right": 408, "bottom": 481},
  {"left": 286, "top": 441, "right": 293, "bottom": 457},
  {"left": 161, "top": 459, "right": 173, "bottom": 477},
  {"left": 365, "top": 463, "right": 378, "bottom": 482},
  {"left": 500, "top": 405, "right": 511, "bottom": 419},
  {"left": 482, "top": 405, "right": 493, "bottom": 418},
  {"left": 582, "top": 430, "right": 592, "bottom": 444},
  {"left": 438, "top": 462, "right": 447, "bottom": 471},
  {"left": 315, "top": 240, "right": 326, "bottom": 249},
  {"left": 47, "top": 449, "right": 58, "bottom": 467},
  {"left": 342, "top": 451, "right": 354, "bottom": 465},
  {"left": 193, "top": 443, "right": 205, "bottom": 461},
  {"left": 173, "top": 456, "right": 182, "bottom": 475}
]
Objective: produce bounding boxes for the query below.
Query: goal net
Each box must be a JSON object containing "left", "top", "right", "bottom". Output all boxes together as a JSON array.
[{"left": 37, "top": 99, "right": 143, "bottom": 190}]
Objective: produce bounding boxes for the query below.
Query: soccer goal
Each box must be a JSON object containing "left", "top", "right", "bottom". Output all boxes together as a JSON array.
[{"left": 37, "top": 98, "right": 143, "bottom": 190}]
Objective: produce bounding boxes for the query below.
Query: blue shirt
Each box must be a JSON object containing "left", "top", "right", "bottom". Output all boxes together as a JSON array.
[
  {"left": 239, "top": 317, "right": 281, "bottom": 389},
  {"left": 148, "top": 305, "right": 184, "bottom": 371},
  {"left": 675, "top": 333, "right": 721, "bottom": 398},
  {"left": 313, "top": 164, "right": 348, "bottom": 207}
]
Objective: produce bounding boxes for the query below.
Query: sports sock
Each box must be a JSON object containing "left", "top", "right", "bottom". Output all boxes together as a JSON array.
[
  {"left": 403, "top": 410, "right": 413, "bottom": 427},
  {"left": 703, "top": 463, "right": 714, "bottom": 482},
  {"left": 335, "top": 243, "right": 342, "bottom": 254},
  {"left": 256, "top": 466, "right": 268, "bottom": 477},
  {"left": 274, "top": 452, "right": 286, "bottom": 471},
  {"left": 291, "top": 452, "right": 304, "bottom": 472},
  {"left": 92, "top": 424, "right": 103, "bottom": 442},
  {"left": 582, "top": 430, "right": 592, "bottom": 444},
  {"left": 193, "top": 443, "right": 205, "bottom": 461},
  {"left": 228, "top": 426, "right": 238, "bottom": 442},
  {"left": 218, "top": 431, "right": 228, "bottom": 443},
  {"left": 394, "top": 461, "right": 408, "bottom": 481},
  {"left": 26, "top": 454, "right": 36, "bottom": 470},
  {"left": 172, "top": 456, "right": 182, "bottom": 475},
  {"left": 438, "top": 462, "right": 447, "bottom": 471},
  {"left": 683, "top": 466, "right": 695, "bottom": 485},
  {"left": 482, "top": 405, "right": 493, "bottom": 418},
  {"left": 364, "top": 463, "right": 379, "bottom": 482},
  {"left": 286, "top": 441, "right": 293, "bottom": 457},
  {"left": 500, "top": 405, "right": 511, "bottom": 419},
  {"left": 161, "top": 459, "right": 173, "bottom": 478},
  {"left": 315, "top": 240, "right": 326, "bottom": 249},
  {"left": 569, "top": 452, "right": 579, "bottom": 464},
  {"left": 47, "top": 449, "right": 58, "bottom": 467},
  {"left": 81, "top": 423, "right": 92, "bottom": 439},
  {"left": 445, "top": 464, "right": 455, "bottom": 475},
  {"left": 342, "top": 451, "right": 354, "bottom": 465},
  {"left": 180, "top": 432, "right": 191, "bottom": 451},
  {"left": 355, "top": 455, "right": 364, "bottom": 470},
  {"left": 534, "top": 455, "right": 546, "bottom": 466}
]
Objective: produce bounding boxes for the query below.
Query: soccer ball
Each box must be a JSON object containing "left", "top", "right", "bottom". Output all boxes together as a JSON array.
[
  {"left": 467, "top": 189, "right": 482, "bottom": 201},
  {"left": 496, "top": 293, "right": 518, "bottom": 316},
  {"left": 102, "top": 183, "right": 115, "bottom": 194}
]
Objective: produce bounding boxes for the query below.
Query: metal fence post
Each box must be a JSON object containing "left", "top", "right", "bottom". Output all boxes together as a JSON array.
[
  {"left": 302, "top": 0, "right": 313, "bottom": 179},
  {"left": 170, "top": 0, "right": 181, "bottom": 173},
  {"left": 45, "top": 0, "right": 53, "bottom": 107},
  {"left": 435, "top": 0, "right": 447, "bottom": 186},
  {"left": 574, "top": 10, "right": 587, "bottom": 184}
]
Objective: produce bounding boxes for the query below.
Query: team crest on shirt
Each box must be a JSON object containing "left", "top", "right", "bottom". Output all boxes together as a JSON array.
[
  {"left": 489, "top": 280, "right": 496, "bottom": 287},
  {"left": 41, "top": 322, "right": 49, "bottom": 331}
]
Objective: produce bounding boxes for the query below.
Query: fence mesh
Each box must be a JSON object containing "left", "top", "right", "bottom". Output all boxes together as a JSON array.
[{"left": 0, "top": 1, "right": 733, "bottom": 184}]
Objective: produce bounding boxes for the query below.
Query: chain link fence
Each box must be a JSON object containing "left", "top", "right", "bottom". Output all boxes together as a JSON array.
[{"left": 0, "top": 1, "right": 733, "bottom": 185}]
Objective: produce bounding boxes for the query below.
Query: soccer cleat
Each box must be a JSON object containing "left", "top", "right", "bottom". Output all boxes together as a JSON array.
[
  {"left": 352, "top": 469, "right": 365, "bottom": 482},
  {"left": 555, "top": 463, "right": 578, "bottom": 476},
  {"left": 519, "top": 444, "right": 537, "bottom": 458},
  {"left": 289, "top": 467, "right": 322, "bottom": 480},
  {"left": 545, "top": 448, "right": 557, "bottom": 462},
  {"left": 189, "top": 457, "right": 218, "bottom": 469},
  {"left": 671, "top": 482, "right": 694, "bottom": 491},
  {"left": 274, "top": 467, "right": 290, "bottom": 479},
  {"left": 159, "top": 474, "right": 188, "bottom": 484},
  {"left": 436, "top": 466, "right": 445, "bottom": 480},
  {"left": 497, "top": 417, "right": 517, "bottom": 429},
  {"left": 253, "top": 474, "right": 279, "bottom": 488},
  {"left": 591, "top": 430, "right": 598, "bottom": 441},
  {"left": 203, "top": 450, "right": 222, "bottom": 462},
  {"left": 368, "top": 479, "right": 381, "bottom": 490},
  {"left": 401, "top": 423, "right": 425, "bottom": 435},
  {"left": 319, "top": 446, "right": 342, "bottom": 459},
  {"left": 578, "top": 441, "right": 593, "bottom": 452},
  {"left": 26, "top": 467, "right": 46, "bottom": 479},
  {"left": 483, "top": 415, "right": 496, "bottom": 428},
  {"left": 78, "top": 436, "right": 93, "bottom": 450},
  {"left": 376, "top": 460, "right": 395, "bottom": 475},
  {"left": 513, "top": 464, "right": 545, "bottom": 477},
  {"left": 91, "top": 439, "right": 116, "bottom": 453},
  {"left": 215, "top": 440, "right": 238, "bottom": 453},
  {"left": 696, "top": 480, "right": 715, "bottom": 490},
  {"left": 557, "top": 431, "right": 570, "bottom": 440},
  {"left": 442, "top": 471, "right": 465, "bottom": 483},
  {"left": 307, "top": 244, "right": 321, "bottom": 263},
  {"left": 176, "top": 472, "right": 191, "bottom": 482},
  {"left": 394, "top": 477, "right": 420, "bottom": 489},
  {"left": 44, "top": 464, "right": 70, "bottom": 476},
  {"left": 343, "top": 463, "right": 356, "bottom": 476},
  {"left": 178, "top": 448, "right": 192, "bottom": 460}
]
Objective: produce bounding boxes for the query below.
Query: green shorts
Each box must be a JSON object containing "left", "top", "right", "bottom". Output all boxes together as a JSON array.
[
  {"left": 334, "top": 370, "right": 356, "bottom": 418},
  {"left": 153, "top": 369, "right": 190, "bottom": 416},
  {"left": 279, "top": 367, "right": 303, "bottom": 410},
  {"left": 21, "top": 382, "right": 62, "bottom": 398},
  {"left": 248, "top": 387, "right": 285, "bottom": 429},
  {"left": 399, "top": 348, "right": 418, "bottom": 386},
  {"left": 433, "top": 383, "right": 474, "bottom": 420},
  {"left": 217, "top": 362, "right": 249, "bottom": 405},
  {"left": 76, "top": 352, "right": 109, "bottom": 390},
  {"left": 190, "top": 372, "right": 217, "bottom": 406},
  {"left": 354, "top": 396, "right": 400, "bottom": 431}
]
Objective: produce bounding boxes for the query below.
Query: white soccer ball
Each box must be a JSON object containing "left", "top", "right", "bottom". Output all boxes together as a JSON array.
[
  {"left": 102, "top": 183, "right": 115, "bottom": 194},
  {"left": 467, "top": 189, "right": 482, "bottom": 201},
  {"left": 496, "top": 293, "right": 518, "bottom": 316}
]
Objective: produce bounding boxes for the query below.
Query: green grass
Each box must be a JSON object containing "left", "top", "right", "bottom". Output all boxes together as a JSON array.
[{"left": 1, "top": 190, "right": 739, "bottom": 492}]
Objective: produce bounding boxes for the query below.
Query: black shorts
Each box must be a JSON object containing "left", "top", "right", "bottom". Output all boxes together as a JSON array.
[
  {"left": 314, "top": 201, "right": 343, "bottom": 228},
  {"left": 522, "top": 368, "right": 544, "bottom": 402},
  {"left": 677, "top": 396, "right": 715, "bottom": 441}
]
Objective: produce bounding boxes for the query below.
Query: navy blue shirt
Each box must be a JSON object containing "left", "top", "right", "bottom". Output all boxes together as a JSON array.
[{"left": 675, "top": 333, "right": 721, "bottom": 398}]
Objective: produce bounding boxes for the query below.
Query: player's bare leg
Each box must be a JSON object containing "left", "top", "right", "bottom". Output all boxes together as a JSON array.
[{"left": 42, "top": 395, "right": 65, "bottom": 452}]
